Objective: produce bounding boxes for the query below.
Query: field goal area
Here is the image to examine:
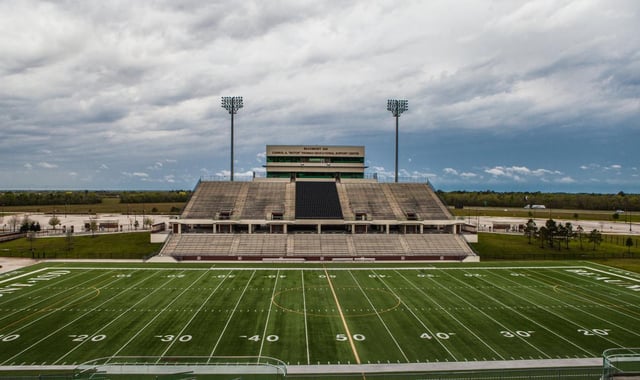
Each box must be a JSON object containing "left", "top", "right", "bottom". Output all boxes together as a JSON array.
[{"left": 603, "top": 348, "right": 640, "bottom": 379}]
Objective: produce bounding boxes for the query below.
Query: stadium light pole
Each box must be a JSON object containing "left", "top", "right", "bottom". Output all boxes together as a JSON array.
[
  {"left": 387, "top": 99, "right": 408, "bottom": 183},
  {"left": 221, "top": 96, "right": 244, "bottom": 182}
]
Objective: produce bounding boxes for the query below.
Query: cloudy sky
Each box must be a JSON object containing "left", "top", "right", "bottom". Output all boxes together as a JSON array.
[{"left": 1, "top": 0, "right": 638, "bottom": 192}]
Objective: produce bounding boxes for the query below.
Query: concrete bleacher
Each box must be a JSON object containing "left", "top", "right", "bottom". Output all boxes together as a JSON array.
[
  {"left": 240, "top": 182, "right": 287, "bottom": 220},
  {"left": 181, "top": 181, "right": 246, "bottom": 219},
  {"left": 166, "top": 179, "right": 475, "bottom": 261},
  {"left": 383, "top": 183, "right": 452, "bottom": 220},
  {"left": 295, "top": 182, "right": 343, "bottom": 219},
  {"left": 161, "top": 233, "right": 475, "bottom": 259},
  {"left": 339, "top": 183, "right": 396, "bottom": 220}
]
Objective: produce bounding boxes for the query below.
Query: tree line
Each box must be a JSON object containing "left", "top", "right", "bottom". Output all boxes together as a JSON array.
[
  {"left": 118, "top": 191, "right": 190, "bottom": 204},
  {"left": 439, "top": 191, "right": 640, "bottom": 211},
  {"left": 0, "top": 191, "right": 101, "bottom": 206},
  {"left": 0, "top": 190, "right": 191, "bottom": 206}
]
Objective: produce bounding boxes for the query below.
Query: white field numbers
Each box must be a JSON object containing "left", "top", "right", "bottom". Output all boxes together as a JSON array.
[
  {"left": 500, "top": 330, "right": 534, "bottom": 338},
  {"left": 421, "top": 332, "right": 455, "bottom": 340},
  {"left": 0, "top": 334, "right": 19, "bottom": 342},
  {"left": 242, "top": 335, "right": 279, "bottom": 342},
  {"left": 578, "top": 328, "right": 611, "bottom": 336},
  {"left": 336, "top": 333, "right": 365, "bottom": 341},
  {"left": 69, "top": 334, "right": 106, "bottom": 342},
  {"left": 155, "top": 335, "right": 192, "bottom": 342}
]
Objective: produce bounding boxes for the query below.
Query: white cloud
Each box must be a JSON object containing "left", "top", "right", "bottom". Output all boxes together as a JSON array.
[
  {"left": 37, "top": 162, "right": 58, "bottom": 169},
  {"left": 443, "top": 168, "right": 459, "bottom": 175},
  {"left": 0, "top": 1, "right": 638, "bottom": 192}
]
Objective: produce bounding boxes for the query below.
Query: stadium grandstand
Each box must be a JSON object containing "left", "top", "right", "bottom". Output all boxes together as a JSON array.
[{"left": 160, "top": 145, "right": 477, "bottom": 261}]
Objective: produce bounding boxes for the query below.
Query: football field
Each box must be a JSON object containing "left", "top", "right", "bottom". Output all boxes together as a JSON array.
[{"left": 0, "top": 262, "right": 638, "bottom": 372}]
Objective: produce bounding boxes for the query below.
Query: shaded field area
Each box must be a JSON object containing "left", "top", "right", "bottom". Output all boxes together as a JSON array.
[{"left": 0, "top": 262, "right": 638, "bottom": 378}]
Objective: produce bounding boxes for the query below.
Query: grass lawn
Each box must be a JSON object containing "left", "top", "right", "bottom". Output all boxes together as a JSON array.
[
  {"left": 471, "top": 232, "right": 639, "bottom": 261},
  {"left": 0, "top": 232, "right": 162, "bottom": 260}
]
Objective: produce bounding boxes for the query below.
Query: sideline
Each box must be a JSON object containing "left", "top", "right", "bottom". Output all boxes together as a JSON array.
[
  {"left": 0, "top": 357, "right": 602, "bottom": 375},
  {"left": 287, "top": 357, "right": 602, "bottom": 374}
]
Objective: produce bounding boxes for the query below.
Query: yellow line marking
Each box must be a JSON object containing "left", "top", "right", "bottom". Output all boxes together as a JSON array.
[{"left": 323, "top": 267, "right": 361, "bottom": 365}]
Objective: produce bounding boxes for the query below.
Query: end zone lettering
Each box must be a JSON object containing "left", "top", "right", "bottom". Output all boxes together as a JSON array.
[
  {"left": 0, "top": 270, "right": 71, "bottom": 297},
  {"left": 565, "top": 268, "right": 640, "bottom": 292}
]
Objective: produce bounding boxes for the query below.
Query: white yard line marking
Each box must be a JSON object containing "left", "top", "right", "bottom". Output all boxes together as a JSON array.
[
  {"left": 384, "top": 270, "right": 466, "bottom": 361},
  {"left": 509, "top": 269, "right": 640, "bottom": 339},
  {"left": 0, "top": 270, "right": 120, "bottom": 337},
  {"left": 324, "top": 267, "right": 361, "bottom": 365},
  {"left": 57, "top": 270, "right": 202, "bottom": 365},
  {"left": 105, "top": 270, "right": 209, "bottom": 362},
  {"left": 427, "top": 269, "right": 543, "bottom": 359},
  {"left": 156, "top": 271, "right": 231, "bottom": 362},
  {"left": 349, "top": 270, "right": 409, "bottom": 363},
  {"left": 301, "top": 270, "right": 310, "bottom": 365},
  {"left": 448, "top": 269, "right": 593, "bottom": 358},
  {"left": 0, "top": 267, "right": 50, "bottom": 285},
  {"left": 0, "top": 270, "right": 111, "bottom": 323},
  {"left": 207, "top": 270, "right": 256, "bottom": 363},
  {"left": 1, "top": 270, "right": 147, "bottom": 366},
  {"left": 257, "top": 270, "right": 280, "bottom": 363},
  {"left": 480, "top": 269, "right": 626, "bottom": 351}
]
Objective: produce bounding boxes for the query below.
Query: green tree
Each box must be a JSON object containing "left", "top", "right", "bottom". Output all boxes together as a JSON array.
[
  {"left": 524, "top": 219, "right": 537, "bottom": 245},
  {"left": 588, "top": 229, "right": 602, "bottom": 251},
  {"left": 538, "top": 226, "right": 548, "bottom": 249},
  {"left": 48, "top": 216, "right": 61, "bottom": 231},
  {"left": 89, "top": 220, "right": 98, "bottom": 237},
  {"left": 626, "top": 237, "right": 634, "bottom": 255},
  {"left": 576, "top": 225, "right": 584, "bottom": 250},
  {"left": 545, "top": 219, "right": 558, "bottom": 248}
]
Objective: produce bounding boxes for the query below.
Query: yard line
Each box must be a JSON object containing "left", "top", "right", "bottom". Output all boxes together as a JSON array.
[
  {"left": 1, "top": 269, "right": 150, "bottom": 366},
  {"left": 0, "top": 269, "right": 113, "bottom": 324},
  {"left": 104, "top": 271, "right": 207, "bottom": 358},
  {"left": 0, "top": 271, "right": 124, "bottom": 337},
  {"left": 392, "top": 271, "right": 505, "bottom": 361},
  {"left": 324, "top": 267, "right": 361, "bottom": 365},
  {"left": 349, "top": 271, "right": 409, "bottom": 363},
  {"left": 257, "top": 270, "right": 280, "bottom": 363},
  {"left": 446, "top": 269, "right": 595, "bottom": 357},
  {"left": 156, "top": 270, "right": 233, "bottom": 361},
  {"left": 481, "top": 270, "right": 630, "bottom": 350},
  {"left": 425, "top": 269, "right": 549, "bottom": 359},
  {"left": 301, "top": 270, "right": 310, "bottom": 365},
  {"left": 498, "top": 269, "right": 640, "bottom": 340},
  {"left": 532, "top": 268, "right": 640, "bottom": 312},
  {"left": 0, "top": 268, "right": 94, "bottom": 308},
  {"left": 0, "top": 267, "right": 51, "bottom": 285},
  {"left": 207, "top": 270, "right": 257, "bottom": 363}
]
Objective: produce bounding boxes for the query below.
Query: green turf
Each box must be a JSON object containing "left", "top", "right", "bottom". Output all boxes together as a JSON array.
[{"left": 0, "top": 262, "right": 638, "bottom": 374}]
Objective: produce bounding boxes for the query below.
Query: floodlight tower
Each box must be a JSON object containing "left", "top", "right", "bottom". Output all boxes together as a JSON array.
[
  {"left": 221, "top": 96, "right": 244, "bottom": 181},
  {"left": 387, "top": 99, "right": 408, "bottom": 183}
]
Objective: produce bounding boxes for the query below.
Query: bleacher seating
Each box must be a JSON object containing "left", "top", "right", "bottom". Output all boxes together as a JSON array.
[
  {"left": 161, "top": 233, "right": 474, "bottom": 259},
  {"left": 295, "top": 182, "right": 343, "bottom": 219},
  {"left": 384, "top": 183, "right": 452, "bottom": 220},
  {"left": 166, "top": 179, "right": 475, "bottom": 260},
  {"left": 339, "top": 183, "right": 396, "bottom": 220},
  {"left": 240, "top": 182, "right": 287, "bottom": 219}
]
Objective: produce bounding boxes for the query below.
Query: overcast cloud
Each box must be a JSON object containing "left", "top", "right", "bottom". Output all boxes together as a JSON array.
[{"left": 0, "top": 0, "right": 638, "bottom": 192}]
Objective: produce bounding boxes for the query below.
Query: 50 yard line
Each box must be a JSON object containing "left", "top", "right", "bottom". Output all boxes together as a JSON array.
[
  {"left": 324, "top": 267, "right": 361, "bottom": 365},
  {"left": 302, "top": 270, "right": 310, "bottom": 365}
]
